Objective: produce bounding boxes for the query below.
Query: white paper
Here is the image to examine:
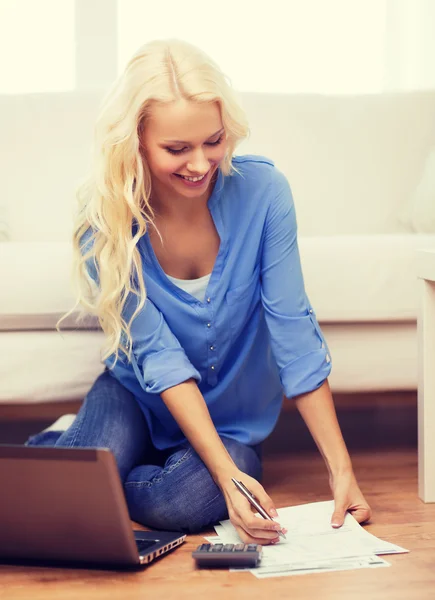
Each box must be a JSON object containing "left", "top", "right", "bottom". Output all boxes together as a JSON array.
[
  {"left": 250, "top": 555, "right": 390, "bottom": 578},
  {"left": 211, "top": 500, "right": 407, "bottom": 578}
]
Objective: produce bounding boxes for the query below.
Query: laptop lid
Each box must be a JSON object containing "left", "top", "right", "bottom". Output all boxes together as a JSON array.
[{"left": 0, "top": 445, "right": 185, "bottom": 568}]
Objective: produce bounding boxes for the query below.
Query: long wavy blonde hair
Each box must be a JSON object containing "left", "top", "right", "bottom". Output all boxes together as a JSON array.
[{"left": 63, "top": 39, "right": 249, "bottom": 365}]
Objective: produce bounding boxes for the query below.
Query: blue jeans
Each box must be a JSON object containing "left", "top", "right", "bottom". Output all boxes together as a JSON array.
[{"left": 26, "top": 371, "right": 263, "bottom": 533}]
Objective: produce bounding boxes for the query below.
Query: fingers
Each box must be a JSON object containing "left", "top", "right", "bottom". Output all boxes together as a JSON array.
[
  {"left": 249, "top": 527, "right": 283, "bottom": 540},
  {"left": 231, "top": 510, "right": 286, "bottom": 545},
  {"left": 244, "top": 516, "right": 282, "bottom": 539},
  {"left": 243, "top": 480, "right": 277, "bottom": 519},
  {"left": 234, "top": 524, "right": 280, "bottom": 546},
  {"left": 331, "top": 504, "right": 347, "bottom": 528},
  {"left": 350, "top": 506, "right": 372, "bottom": 524},
  {"left": 227, "top": 474, "right": 285, "bottom": 545},
  {"left": 330, "top": 472, "right": 372, "bottom": 528},
  {"left": 331, "top": 503, "right": 372, "bottom": 528}
]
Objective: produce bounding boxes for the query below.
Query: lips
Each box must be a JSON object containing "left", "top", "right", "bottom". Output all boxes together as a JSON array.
[{"left": 174, "top": 171, "right": 209, "bottom": 182}]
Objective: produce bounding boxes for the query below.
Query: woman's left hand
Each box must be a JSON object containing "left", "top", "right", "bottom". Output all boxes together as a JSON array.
[{"left": 329, "top": 469, "right": 372, "bottom": 528}]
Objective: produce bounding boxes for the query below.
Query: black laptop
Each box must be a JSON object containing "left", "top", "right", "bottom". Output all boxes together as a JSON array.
[{"left": 0, "top": 445, "right": 185, "bottom": 569}]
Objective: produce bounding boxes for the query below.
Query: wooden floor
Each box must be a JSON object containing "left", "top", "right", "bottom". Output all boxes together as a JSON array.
[{"left": 1, "top": 449, "right": 435, "bottom": 600}]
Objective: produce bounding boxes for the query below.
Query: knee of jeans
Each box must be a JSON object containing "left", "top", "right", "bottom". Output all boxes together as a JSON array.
[
  {"left": 81, "top": 372, "right": 147, "bottom": 440},
  {"left": 127, "top": 488, "right": 227, "bottom": 534},
  {"left": 125, "top": 457, "right": 228, "bottom": 533},
  {"left": 86, "top": 371, "right": 136, "bottom": 410},
  {"left": 60, "top": 372, "right": 148, "bottom": 480},
  {"left": 223, "top": 438, "right": 262, "bottom": 481}
]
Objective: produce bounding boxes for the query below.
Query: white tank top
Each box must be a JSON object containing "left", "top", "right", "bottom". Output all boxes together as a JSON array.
[{"left": 166, "top": 272, "right": 212, "bottom": 302}]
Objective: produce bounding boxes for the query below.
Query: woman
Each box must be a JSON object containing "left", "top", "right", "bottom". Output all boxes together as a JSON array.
[{"left": 28, "top": 39, "right": 371, "bottom": 544}]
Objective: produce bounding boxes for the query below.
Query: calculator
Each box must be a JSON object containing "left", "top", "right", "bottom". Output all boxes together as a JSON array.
[{"left": 192, "top": 543, "right": 262, "bottom": 568}]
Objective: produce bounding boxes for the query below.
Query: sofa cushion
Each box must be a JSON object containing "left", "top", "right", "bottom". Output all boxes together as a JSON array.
[
  {"left": 1, "top": 235, "right": 435, "bottom": 331},
  {"left": 399, "top": 148, "right": 435, "bottom": 233},
  {"left": 0, "top": 242, "right": 98, "bottom": 330},
  {"left": 298, "top": 233, "right": 435, "bottom": 321},
  {"left": 240, "top": 91, "right": 435, "bottom": 236},
  {"left": 0, "top": 323, "right": 417, "bottom": 402},
  {"left": 0, "top": 330, "right": 105, "bottom": 402}
]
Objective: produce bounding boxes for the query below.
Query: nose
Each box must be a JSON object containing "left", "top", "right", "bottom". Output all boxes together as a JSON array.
[{"left": 186, "top": 149, "right": 210, "bottom": 175}]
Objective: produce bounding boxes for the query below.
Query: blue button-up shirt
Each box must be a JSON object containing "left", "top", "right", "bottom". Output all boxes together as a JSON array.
[{"left": 99, "top": 155, "right": 332, "bottom": 450}]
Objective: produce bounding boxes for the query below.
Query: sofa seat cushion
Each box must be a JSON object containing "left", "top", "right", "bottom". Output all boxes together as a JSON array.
[
  {"left": 299, "top": 233, "right": 435, "bottom": 321},
  {"left": 0, "top": 323, "right": 416, "bottom": 403},
  {"left": 0, "top": 242, "right": 98, "bottom": 330},
  {"left": 0, "top": 330, "right": 105, "bottom": 403}
]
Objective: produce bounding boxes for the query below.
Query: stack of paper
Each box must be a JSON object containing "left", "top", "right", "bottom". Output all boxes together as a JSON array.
[{"left": 205, "top": 500, "right": 408, "bottom": 578}]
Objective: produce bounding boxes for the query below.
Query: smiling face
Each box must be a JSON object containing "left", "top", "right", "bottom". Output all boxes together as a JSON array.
[{"left": 141, "top": 99, "right": 227, "bottom": 207}]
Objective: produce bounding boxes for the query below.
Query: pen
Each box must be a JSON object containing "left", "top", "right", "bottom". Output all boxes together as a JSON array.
[{"left": 231, "top": 477, "right": 287, "bottom": 539}]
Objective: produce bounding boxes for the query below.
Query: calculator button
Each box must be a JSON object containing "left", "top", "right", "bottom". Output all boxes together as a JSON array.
[
  {"left": 211, "top": 544, "right": 224, "bottom": 552},
  {"left": 247, "top": 544, "right": 259, "bottom": 551},
  {"left": 222, "top": 544, "right": 235, "bottom": 551},
  {"left": 197, "top": 544, "right": 211, "bottom": 552},
  {"left": 234, "top": 544, "right": 245, "bottom": 551}
]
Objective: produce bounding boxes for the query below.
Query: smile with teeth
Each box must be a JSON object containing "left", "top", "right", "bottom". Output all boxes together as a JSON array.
[{"left": 176, "top": 172, "right": 208, "bottom": 182}]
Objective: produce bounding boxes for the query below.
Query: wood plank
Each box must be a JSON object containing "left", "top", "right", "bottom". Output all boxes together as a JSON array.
[
  {"left": 0, "top": 400, "right": 83, "bottom": 421},
  {"left": 1, "top": 449, "right": 435, "bottom": 600},
  {"left": 0, "top": 391, "right": 417, "bottom": 421}
]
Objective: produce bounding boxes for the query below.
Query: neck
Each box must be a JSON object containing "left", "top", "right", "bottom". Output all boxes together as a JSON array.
[
  {"left": 151, "top": 192, "right": 208, "bottom": 222},
  {"left": 150, "top": 172, "right": 218, "bottom": 222}
]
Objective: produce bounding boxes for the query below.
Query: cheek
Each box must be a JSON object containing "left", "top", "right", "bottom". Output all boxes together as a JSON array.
[
  {"left": 153, "top": 152, "right": 184, "bottom": 176},
  {"left": 211, "top": 142, "right": 228, "bottom": 165}
]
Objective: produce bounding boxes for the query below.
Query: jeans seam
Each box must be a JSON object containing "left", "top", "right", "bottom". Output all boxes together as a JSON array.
[
  {"left": 57, "top": 416, "right": 81, "bottom": 448},
  {"left": 125, "top": 447, "right": 193, "bottom": 489},
  {"left": 202, "top": 491, "right": 223, "bottom": 510}
]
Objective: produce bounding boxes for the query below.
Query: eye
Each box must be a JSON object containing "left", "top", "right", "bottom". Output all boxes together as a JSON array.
[
  {"left": 165, "top": 134, "right": 224, "bottom": 155},
  {"left": 166, "top": 147, "right": 187, "bottom": 155},
  {"left": 206, "top": 134, "right": 224, "bottom": 147}
]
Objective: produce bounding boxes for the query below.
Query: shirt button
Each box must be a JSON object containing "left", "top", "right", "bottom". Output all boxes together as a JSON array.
[
  {"left": 207, "top": 323, "right": 211, "bottom": 328},
  {"left": 326, "top": 354, "right": 331, "bottom": 363},
  {"left": 309, "top": 309, "right": 313, "bottom": 314},
  {"left": 206, "top": 297, "right": 211, "bottom": 303},
  {"left": 210, "top": 345, "right": 215, "bottom": 351},
  {"left": 211, "top": 365, "right": 215, "bottom": 370}
]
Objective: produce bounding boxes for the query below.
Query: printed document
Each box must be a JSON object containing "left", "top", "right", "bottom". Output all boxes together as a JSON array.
[{"left": 206, "top": 500, "right": 408, "bottom": 578}]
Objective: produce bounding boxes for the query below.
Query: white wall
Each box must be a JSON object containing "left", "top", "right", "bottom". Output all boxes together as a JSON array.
[{"left": 1, "top": 1, "right": 435, "bottom": 242}]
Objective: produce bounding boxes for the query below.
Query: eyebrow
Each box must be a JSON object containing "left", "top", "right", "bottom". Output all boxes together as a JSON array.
[{"left": 163, "top": 128, "right": 224, "bottom": 144}]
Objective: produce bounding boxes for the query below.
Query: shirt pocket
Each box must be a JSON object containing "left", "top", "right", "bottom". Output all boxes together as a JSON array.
[{"left": 225, "top": 264, "right": 261, "bottom": 344}]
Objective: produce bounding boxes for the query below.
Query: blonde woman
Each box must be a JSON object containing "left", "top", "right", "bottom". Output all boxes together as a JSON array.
[{"left": 27, "top": 39, "right": 371, "bottom": 544}]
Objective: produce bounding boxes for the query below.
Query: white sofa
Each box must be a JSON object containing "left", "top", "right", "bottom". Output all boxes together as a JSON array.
[{"left": 1, "top": 91, "right": 435, "bottom": 405}]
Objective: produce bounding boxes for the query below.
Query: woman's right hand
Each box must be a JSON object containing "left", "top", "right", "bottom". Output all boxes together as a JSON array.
[{"left": 219, "top": 470, "right": 287, "bottom": 545}]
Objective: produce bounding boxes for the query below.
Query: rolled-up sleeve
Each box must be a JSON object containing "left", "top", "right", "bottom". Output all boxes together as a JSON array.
[
  {"left": 260, "top": 169, "right": 332, "bottom": 399},
  {"left": 81, "top": 230, "right": 200, "bottom": 394},
  {"left": 114, "top": 294, "right": 201, "bottom": 394}
]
